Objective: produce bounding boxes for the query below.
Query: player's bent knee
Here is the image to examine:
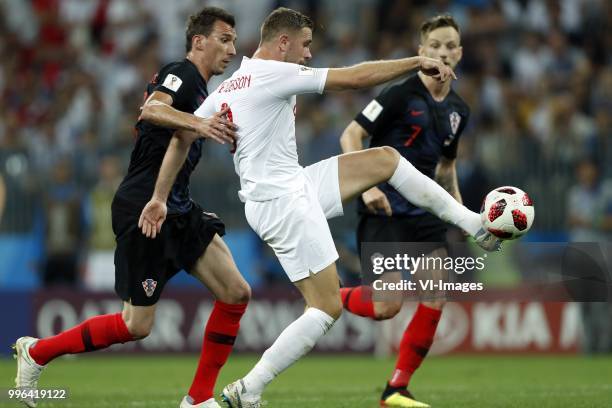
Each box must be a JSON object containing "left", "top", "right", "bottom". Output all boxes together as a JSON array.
[
  {"left": 423, "top": 299, "right": 446, "bottom": 310},
  {"left": 310, "top": 296, "right": 343, "bottom": 320},
  {"left": 127, "top": 325, "right": 152, "bottom": 340},
  {"left": 124, "top": 318, "right": 154, "bottom": 339},
  {"left": 378, "top": 146, "right": 400, "bottom": 177},
  {"left": 224, "top": 282, "right": 251, "bottom": 305},
  {"left": 375, "top": 301, "right": 402, "bottom": 320},
  {"left": 321, "top": 299, "right": 343, "bottom": 320},
  {"left": 380, "top": 145, "right": 400, "bottom": 160}
]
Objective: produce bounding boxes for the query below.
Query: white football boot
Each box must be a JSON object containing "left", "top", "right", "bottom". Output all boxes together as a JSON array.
[
  {"left": 474, "top": 227, "right": 503, "bottom": 252},
  {"left": 221, "top": 379, "right": 262, "bottom": 408},
  {"left": 13, "top": 336, "right": 44, "bottom": 408},
  {"left": 180, "top": 396, "right": 221, "bottom": 407}
]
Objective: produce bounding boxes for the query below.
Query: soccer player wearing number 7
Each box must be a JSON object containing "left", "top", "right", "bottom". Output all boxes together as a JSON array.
[
  {"left": 340, "top": 15, "right": 471, "bottom": 408},
  {"left": 142, "top": 7, "right": 501, "bottom": 408}
]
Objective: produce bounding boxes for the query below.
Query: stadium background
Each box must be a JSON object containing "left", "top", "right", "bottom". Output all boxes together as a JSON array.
[{"left": 0, "top": 0, "right": 610, "bottom": 406}]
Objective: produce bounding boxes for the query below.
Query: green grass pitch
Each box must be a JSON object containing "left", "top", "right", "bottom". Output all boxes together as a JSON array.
[{"left": 1, "top": 354, "right": 611, "bottom": 407}]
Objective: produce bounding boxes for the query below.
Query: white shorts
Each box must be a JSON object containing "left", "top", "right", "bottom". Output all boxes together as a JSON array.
[{"left": 244, "top": 156, "right": 344, "bottom": 282}]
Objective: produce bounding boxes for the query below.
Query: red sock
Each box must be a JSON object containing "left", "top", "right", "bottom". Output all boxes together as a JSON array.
[
  {"left": 188, "top": 301, "right": 247, "bottom": 404},
  {"left": 29, "top": 313, "right": 133, "bottom": 366},
  {"left": 340, "top": 286, "right": 376, "bottom": 319},
  {"left": 390, "top": 304, "right": 442, "bottom": 388}
]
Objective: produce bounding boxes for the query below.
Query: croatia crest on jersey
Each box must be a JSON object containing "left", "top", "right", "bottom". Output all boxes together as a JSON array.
[
  {"left": 449, "top": 111, "right": 461, "bottom": 135},
  {"left": 142, "top": 279, "right": 157, "bottom": 297}
]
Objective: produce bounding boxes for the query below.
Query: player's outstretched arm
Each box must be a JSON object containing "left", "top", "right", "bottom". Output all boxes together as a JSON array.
[
  {"left": 324, "top": 56, "right": 455, "bottom": 91},
  {"left": 140, "top": 91, "right": 237, "bottom": 144}
]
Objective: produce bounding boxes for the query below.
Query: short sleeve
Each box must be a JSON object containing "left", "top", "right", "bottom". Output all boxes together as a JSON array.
[
  {"left": 354, "top": 83, "right": 405, "bottom": 138},
  {"left": 153, "top": 62, "right": 199, "bottom": 109},
  {"left": 194, "top": 94, "right": 216, "bottom": 118},
  {"left": 265, "top": 61, "right": 328, "bottom": 98},
  {"left": 441, "top": 109, "right": 470, "bottom": 160}
]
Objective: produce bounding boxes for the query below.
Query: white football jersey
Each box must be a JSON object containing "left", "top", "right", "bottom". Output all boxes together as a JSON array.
[{"left": 194, "top": 57, "right": 328, "bottom": 202}]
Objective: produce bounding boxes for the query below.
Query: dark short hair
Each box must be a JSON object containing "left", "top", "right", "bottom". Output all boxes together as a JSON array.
[
  {"left": 420, "top": 14, "right": 460, "bottom": 42},
  {"left": 185, "top": 7, "right": 235, "bottom": 52},
  {"left": 261, "top": 7, "right": 313, "bottom": 43}
]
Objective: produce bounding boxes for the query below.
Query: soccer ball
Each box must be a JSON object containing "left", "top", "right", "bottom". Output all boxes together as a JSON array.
[{"left": 480, "top": 186, "right": 535, "bottom": 240}]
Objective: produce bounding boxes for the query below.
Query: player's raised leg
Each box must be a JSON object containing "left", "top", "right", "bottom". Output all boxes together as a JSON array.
[
  {"left": 337, "top": 147, "right": 499, "bottom": 250},
  {"left": 222, "top": 264, "right": 340, "bottom": 408},
  {"left": 181, "top": 234, "right": 250, "bottom": 408}
]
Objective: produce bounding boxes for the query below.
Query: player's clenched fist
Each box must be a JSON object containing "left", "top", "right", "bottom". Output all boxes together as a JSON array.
[
  {"left": 194, "top": 106, "right": 238, "bottom": 145},
  {"left": 419, "top": 56, "right": 456, "bottom": 82},
  {"left": 362, "top": 186, "right": 393, "bottom": 216},
  {"left": 138, "top": 198, "right": 167, "bottom": 239}
]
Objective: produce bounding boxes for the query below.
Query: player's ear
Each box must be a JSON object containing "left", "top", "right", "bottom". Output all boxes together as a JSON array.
[
  {"left": 417, "top": 44, "right": 424, "bottom": 56},
  {"left": 457, "top": 45, "right": 463, "bottom": 63},
  {"left": 193, "top": 34, "right": 206, "bottom": 51},
  {"left": 278, "top": 33, "right": 290, "bottom": 53}
]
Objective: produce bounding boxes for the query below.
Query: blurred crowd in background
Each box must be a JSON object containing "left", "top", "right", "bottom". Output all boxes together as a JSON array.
[{"left": 0, "top": 0, "right": 610, "bottom": 293}]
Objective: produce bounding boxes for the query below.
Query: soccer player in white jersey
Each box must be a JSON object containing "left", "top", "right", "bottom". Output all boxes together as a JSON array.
[{"left": 138, "top": 7, "right": 500, "bottom": 408}]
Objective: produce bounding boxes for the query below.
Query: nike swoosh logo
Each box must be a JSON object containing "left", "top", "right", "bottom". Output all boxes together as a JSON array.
[{"left": 409, "top": 110, "right": 424, "bottom": 116}]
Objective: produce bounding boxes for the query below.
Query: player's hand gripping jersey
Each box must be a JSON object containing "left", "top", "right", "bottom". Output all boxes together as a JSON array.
[{"left": 195, "top": 57, "right": 328, "bottom": 202}]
